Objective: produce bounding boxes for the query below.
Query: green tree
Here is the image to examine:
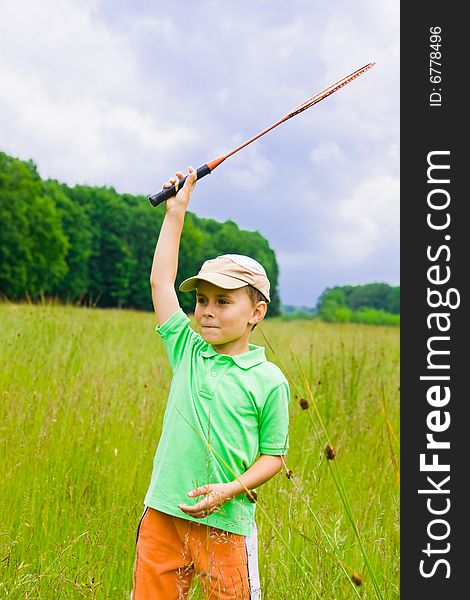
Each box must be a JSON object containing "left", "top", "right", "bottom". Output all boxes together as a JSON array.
[
  {"left": 346, "top": 283, "right": 398, "bottom": 313},
  {"left": 316, "top": 283, "right": 400, "bottom": 325},
  {"left": 0, "top": 152, "right": 68, "bottom": 300},
  {"left": 85, "top": 186, "right": 135, "bottom": 308},
  {"left": 126, "top": 198, "right": 164, "bottom": 311},
  {"left": 317, "top": 287, "right": 347, "bottom": 322},
  {"left": 44, "top": 180, "right": 93, "bottom": 303}
]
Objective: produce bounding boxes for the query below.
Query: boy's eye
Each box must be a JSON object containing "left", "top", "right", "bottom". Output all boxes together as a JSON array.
[{"left": 196, "top": 297, "right": 230, "bottom": 305}]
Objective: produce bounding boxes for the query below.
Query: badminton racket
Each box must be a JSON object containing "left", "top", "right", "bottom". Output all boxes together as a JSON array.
[{"left": 149, "top": 62, "right": 375, "bottom": 207}]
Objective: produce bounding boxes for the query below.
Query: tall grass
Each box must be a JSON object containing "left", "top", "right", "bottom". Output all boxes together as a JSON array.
[{"left": 0, "top": 301, "right": 399, "bottom": 598}]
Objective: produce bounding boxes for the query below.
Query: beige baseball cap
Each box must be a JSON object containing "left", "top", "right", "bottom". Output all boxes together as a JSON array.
[{"left": 179, "top": 254, "right": 271, "bottom": 302}]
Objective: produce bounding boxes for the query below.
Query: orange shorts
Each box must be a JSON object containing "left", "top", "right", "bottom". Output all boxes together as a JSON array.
[{"left": 131, "top": 507, "right": 261, "bottom": 600}]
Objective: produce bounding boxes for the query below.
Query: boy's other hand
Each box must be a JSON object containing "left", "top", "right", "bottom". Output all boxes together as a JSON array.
[
  {"left": 162, "top": 166, "right": 197, "bottom": 216},
  {"left": 177, "top": 483, "right": 232, "bottom": 519}
]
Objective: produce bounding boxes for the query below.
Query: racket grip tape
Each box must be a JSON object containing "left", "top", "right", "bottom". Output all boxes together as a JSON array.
[{"left": 148, "top": 164, "right": 212, "bottom": 207}]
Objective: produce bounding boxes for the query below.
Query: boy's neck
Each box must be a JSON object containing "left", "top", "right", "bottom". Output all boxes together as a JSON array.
[{"left": 212, "top": 333, "right": 251, "bottom": 356}]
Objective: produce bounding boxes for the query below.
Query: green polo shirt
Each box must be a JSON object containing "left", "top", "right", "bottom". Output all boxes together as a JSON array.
[{"left": 144, "top": 308, "right": 290, "bottom": 536}]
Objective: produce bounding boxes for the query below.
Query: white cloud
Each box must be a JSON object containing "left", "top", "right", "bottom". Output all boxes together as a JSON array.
[
  {"left": 322, "top": 174, "right": 399, "bottom": 265},
  {"left": 224, "top": 143, "right": 274, "bottom": 191},
  {"left": 0, "top": 0, "right": 195, "bottom": 189},
  {"left": 309, "top": 141, "right": 346, "bottom": 164}
]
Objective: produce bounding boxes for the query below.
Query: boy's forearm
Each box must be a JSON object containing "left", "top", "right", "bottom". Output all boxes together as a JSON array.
[
  {"left": 150, "top": 211, "right": 185, "bottom": 285},
  {"left": 226, "top": 454, "right": 284, "bottom": 499},
  {"left": 179, "top": 455, "right": 285, "bottom": 518},
  {"left": 149, "top": 168, "right": 197, "bottom": 290}
]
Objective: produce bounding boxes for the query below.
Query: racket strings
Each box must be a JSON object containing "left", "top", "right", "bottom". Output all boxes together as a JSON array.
[{"left": 287, "top": 62, "right": 375, "bottom": 119}]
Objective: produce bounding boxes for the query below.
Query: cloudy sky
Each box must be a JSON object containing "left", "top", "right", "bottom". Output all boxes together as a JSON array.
[{"left": 0, "top": 0, "right": 399, "bottom": 307}]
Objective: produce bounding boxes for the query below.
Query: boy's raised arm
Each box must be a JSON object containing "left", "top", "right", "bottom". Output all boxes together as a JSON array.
[{"left": 150, "top": 167, "right": 197, "bottom": 326}]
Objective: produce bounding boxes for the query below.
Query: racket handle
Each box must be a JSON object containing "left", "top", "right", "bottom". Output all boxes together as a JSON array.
[{"left": 148, "top": 164, "right": 212, "bottom": 207}]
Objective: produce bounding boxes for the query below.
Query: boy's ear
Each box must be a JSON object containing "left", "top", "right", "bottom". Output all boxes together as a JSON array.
[{"left": 250, "top": 301, "right": 268, "bottom": 325}]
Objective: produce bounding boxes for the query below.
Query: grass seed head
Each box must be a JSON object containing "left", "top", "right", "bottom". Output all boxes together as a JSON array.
[
  {"left": 351, "top": 572, "right": 363, "bottom": 586},
  {"left": 325, "top": 445, "right": 336, "bottom": 460},
  {"left": 246, "top": 489, "right": 258, "bottom": 503},
  {"left": 299, "top": 398, "right": 309, "bottom": 410}
]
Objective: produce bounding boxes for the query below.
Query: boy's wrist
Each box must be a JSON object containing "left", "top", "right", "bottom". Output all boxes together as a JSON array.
[
  {"left": 165, "top": 208, "right": 186, "bottom": 223},
  {"left": 225, "top": 480, "right": 245, "bottom": 499}
]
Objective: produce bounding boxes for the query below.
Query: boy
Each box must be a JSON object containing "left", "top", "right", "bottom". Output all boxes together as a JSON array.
[{"left": 132, "top": 167, "right": 290, "bottom": 600}]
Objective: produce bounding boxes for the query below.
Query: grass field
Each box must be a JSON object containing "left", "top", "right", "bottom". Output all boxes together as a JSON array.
[{"left": 0, "top": 301, "right": 399, "bottom": 599}]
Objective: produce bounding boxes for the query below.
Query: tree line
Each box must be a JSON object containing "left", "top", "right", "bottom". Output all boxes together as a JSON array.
[
  {"left": 316, "top": 283, "right": 400, "bottom": 326},
  {"left": 0, "top": 151, "right": 281, "bottom": 315}
]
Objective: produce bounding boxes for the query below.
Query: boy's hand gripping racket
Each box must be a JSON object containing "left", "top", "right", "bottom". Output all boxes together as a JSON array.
[{"left": 149, "top": 62, "right": 375, "bottom": 207}]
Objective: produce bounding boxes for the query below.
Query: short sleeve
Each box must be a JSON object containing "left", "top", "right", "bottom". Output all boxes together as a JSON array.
[
  {"left": 155, "top": 309, "right": 200, "bottom": 372},
  {"left": 259, "top": 381, "right": 290, "bottom": 455}
]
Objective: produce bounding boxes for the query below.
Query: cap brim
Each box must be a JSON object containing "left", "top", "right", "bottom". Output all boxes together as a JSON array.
[{"left": 179, "top": 273, "right": 249, "bottom": 293}]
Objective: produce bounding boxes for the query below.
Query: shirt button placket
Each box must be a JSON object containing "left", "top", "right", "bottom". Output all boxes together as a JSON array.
[
  {"left": 199, "top": 362, "right": 229, "bottom": 400},
  {"left": 199, "top": 367, "right": 217, "bottom": 399}
]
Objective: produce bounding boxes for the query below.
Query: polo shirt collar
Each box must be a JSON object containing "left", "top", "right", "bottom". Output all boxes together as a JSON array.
[{"left": 201, "top": 343, "right": 266, "bottom": 369}]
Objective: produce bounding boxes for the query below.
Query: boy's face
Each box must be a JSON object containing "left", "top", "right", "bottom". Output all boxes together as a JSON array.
[{"left": 194, "top": 280, "right": 266, "bottom": 354}]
